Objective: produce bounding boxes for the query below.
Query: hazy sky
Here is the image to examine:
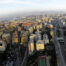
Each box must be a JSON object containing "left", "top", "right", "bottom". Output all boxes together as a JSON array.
[{"left": 0, "top": 0, "right": 66, "bottom": 16}]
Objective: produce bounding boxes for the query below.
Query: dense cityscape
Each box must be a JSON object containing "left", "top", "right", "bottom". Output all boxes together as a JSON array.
[{"left": 0, "top": 14, "right": 66, "bottom": 66}]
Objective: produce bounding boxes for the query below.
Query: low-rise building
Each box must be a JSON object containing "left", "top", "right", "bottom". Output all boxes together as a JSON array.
[
  {"left": 36, "top": 40, "right": 45, "bottom": 51},
  {"left": 0, "top": 40, "right": 7, "bottom": 52},
  {"left": 28, "top": 40, "right": 34, "bottom": 55}
]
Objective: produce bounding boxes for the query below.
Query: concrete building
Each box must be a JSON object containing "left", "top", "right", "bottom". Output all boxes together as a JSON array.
[
  {"left": 43, "top": 34, "right": 49, "bottom": 45},
  {"left": 0, "top": 40, "right": 7, "bottom": 52}
]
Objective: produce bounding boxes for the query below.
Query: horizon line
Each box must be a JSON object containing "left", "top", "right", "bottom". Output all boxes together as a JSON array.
[{"left": 0, "top": 10, "right": 66, "bottom": 18}]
